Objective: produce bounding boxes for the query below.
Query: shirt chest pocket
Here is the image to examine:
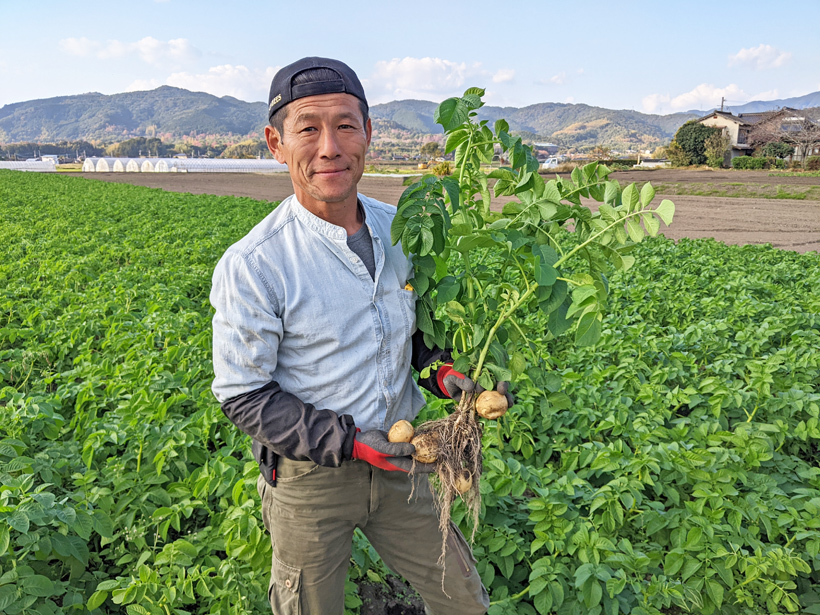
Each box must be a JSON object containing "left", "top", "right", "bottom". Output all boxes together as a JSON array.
[{"left": 395, "top": 288, "right": 417, "bottom": 337}]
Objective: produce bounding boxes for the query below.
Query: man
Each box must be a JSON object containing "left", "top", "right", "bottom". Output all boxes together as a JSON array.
[{"left": 210, "top": 57, "right": 503, "bottom": 614}]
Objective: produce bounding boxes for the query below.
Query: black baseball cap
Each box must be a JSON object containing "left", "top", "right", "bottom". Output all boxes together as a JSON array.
[{"left": 267, "top": 57, "right": 368, "bottom": 121}]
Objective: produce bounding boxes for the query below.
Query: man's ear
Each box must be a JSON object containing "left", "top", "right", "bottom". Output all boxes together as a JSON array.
[
  {"left": 265, "top": 125, "right": 286, "bottom": 164},
  {"left": 365, "top": 118, "right": 372, "bottom": 149}
]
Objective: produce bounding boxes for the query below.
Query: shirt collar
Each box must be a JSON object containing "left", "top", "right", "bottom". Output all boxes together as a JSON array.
[{"left": 289, "top": 195, "right": 368, "bottom": 241}]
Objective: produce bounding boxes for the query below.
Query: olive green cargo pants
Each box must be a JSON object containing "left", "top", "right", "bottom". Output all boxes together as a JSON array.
[{"left": 257, "top": 457, "right": 489, "bottom": 615}]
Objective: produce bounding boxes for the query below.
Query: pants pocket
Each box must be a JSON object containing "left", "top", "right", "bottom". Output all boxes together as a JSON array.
[
  {"left": 446, "top": 521, "right": 477, "bottom": 579},
  {"left": 276, "top": 457, "right": 319, "bottom": 482},
  {"left": 268, "top": 553, "right": 302, "bottom": 615}
]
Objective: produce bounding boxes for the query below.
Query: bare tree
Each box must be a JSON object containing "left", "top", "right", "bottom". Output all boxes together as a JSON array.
[
  {"left": 588, "top": 144, "right": 611, "bottom": 161},
  {"left": 749, "top": 108, "right": 820, "bottom": 169}
]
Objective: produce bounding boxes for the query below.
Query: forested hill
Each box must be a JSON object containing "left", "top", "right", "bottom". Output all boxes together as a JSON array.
[
  {"left": 0, "top": 87, "right": 268, "bottom": 143},
  {"left": 0, "top": 86, "right": 697, "bottom": 149},
  {"left": 2, "top": 85, "right": 816, "bottom": 149},
  {"left": 370, "top": 100, "right": 698, "bottom": 149}
]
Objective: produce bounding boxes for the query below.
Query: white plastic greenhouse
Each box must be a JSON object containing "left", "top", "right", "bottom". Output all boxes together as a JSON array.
[
  {"left": 94, "top": 158, "right": 119, "bottom": 172},
  {"left": 80, "top": 157, "right": 288, "bottom": 173},
  {"left": 168, "top": 158, "right": 287, "bottom": 173},
  {"left": 0, "top": 161, "right": 57, "bottom": 172},
  {"left": 139, "top": 158, "right": 161, "bottom": 172}
]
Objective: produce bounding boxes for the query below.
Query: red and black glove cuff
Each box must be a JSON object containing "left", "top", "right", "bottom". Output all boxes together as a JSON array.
[{"left": 436, "top": 363, "right": 458, "bottom": 398}]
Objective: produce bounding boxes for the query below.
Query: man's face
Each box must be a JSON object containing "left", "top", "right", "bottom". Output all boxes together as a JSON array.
[{"left": 265, "top": 93, "right": 371, "bottom": 213}]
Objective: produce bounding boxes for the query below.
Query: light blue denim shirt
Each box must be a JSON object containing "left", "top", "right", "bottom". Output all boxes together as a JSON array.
[{"left": 210, "top": 193, "right": 427, "bottom": 432}]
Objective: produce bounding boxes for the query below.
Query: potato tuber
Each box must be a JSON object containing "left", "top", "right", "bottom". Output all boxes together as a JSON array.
[
  {"left": 475, "top": 390, "right": 508, "bottom": 419},
  {"left": 387, "top": 420, "right": 415, "bottom": 443},
  {"left": 454, "top": 469, "right": 473, "bottom": 494},
  {"left": 410, "top": 432, "right": 440, "bottom": 463}
]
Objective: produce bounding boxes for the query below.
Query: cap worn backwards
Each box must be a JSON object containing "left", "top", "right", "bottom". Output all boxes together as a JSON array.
[{"left": 267, "top": 57, "right": 368, "bottom": 121}]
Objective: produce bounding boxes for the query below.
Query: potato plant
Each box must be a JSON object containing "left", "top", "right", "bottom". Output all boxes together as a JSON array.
[{"left": 390, "top": 89, "right": 674, "bottom": 549}]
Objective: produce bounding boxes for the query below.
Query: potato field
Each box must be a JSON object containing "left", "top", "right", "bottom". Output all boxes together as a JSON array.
[{"left": 2, "top": 169, "right": 820, "bottom": 615}]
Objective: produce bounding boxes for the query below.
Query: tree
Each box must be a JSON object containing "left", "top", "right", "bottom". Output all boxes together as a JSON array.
[
  {"left": 221, "top": 139, "right": 269, "bottom": 159},
  {"left": 704, "top": 130, "right": 731, "bottom": 168},
  {"left": 762, "top": 141, "right": 793, "bottom": 159},
  {"left": 665, "top": 141, "right": 690, "bottom": 167},
  {"left": 588, "top": 144, "right": 612, "bottom": 160},
  {"left": 673, "top": 121, "right": 721, "bottom": 166},
  {"left": 104, "top": 137, "right": 168, "bottom": 158},
  {"left": 420, "top": 141, "right": 441, "bottom": 160}
]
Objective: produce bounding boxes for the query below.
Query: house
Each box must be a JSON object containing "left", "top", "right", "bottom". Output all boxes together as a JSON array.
[
  {"left": 698, "top": 107, "right": 820, "bottom": 162},
  {"left": 696, "top": 110, "right": 754, "bottom": 160}
]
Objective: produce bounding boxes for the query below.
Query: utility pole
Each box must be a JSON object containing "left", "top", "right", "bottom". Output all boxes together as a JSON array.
[{"left": 720, "top": 97, "right": 725, "bottom": 112}]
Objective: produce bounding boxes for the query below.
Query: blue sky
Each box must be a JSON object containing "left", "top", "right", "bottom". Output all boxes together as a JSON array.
[{"left": 2, "top": 0, "right": 818, "bottom": 114}]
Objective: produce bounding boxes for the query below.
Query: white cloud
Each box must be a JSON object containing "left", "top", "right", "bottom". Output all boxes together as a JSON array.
[
  {"left": 749, "top": 88, "right": 779, "bottom": 101},
  {"left": 365, "top": 57, "right": 492, "bottom": 103},
  {"left": 492, "top": 69, "right": 515, "bottom": 84},
  {"left": 59, "top": 36, "right": 200, "bottom": 66},
  {"left": 125, "top": 78, "right": 162, "bottom": 92},
  {"left": 129, "top": 64, "right": 279, "bottom": 100},
  {"left": 728, "top": 44, "right": 791, "bottom": 70},
  {"left": 642, "top": 83, "right": 750, "bottom": 114},
  {"left": 535, "top": 69, "right": 581, "bottom": 87},
  {"left": 550, "top": 72, "right": 567, "bottom": 85}
]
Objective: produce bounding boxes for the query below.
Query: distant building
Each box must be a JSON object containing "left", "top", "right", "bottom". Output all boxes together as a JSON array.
[
  {"left": 697, "top": 111, "right": 754, "bottom": 159},
  {"left": 533, "top": 142, "right": 560, "bottom": 156}
]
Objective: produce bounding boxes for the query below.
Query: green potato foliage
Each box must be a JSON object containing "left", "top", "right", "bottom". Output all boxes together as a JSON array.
[
  {"left": 2, "top": 169, "right": 820, "bottom": 615},
  {"left": 391, "top": 89, "right": 675, "bottom": 390}
]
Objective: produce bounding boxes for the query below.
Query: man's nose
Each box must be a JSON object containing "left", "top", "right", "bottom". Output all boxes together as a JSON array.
[{"left": 318, "top": 128, "right": 342, "bottom": 158}]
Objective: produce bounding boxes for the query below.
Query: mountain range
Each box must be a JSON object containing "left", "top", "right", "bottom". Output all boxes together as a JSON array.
[
  {"left": 703, "top": 91, "right": 820, "bottom": 115},
  {"left": 1, "top": 86, "right": 818, "bottom": 150}
]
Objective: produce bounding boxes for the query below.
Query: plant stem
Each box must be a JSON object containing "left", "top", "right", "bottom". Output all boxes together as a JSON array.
[
  {"left": 489, "top": 583, "right": 531, "bottom": 606},
  {"left": 472, "top": 282, "right": 537, "bottom": 382},
  {"left": 458, "top": 129, "right": 475, "bottom": 188},
  {"left": 554, "top": 208, "right": 651, "bottom": 269},
  {"left": 504, "top": 182, "right": 592, "bottom": 230}
]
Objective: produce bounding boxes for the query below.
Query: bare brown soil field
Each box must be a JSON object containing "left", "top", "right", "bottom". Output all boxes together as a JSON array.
[
  {"left": 80, "top": 169, "right": 820, "bottom": 254},
  {"left": 612, "top": 168, "right": 820, "bottom": 186}
]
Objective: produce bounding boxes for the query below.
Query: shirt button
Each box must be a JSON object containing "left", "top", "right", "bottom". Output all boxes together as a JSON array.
[
  {"left": 352, "top": 257, "right": 360, "bottom": 263},
  {"left": 285, "top": 579, "right": 292, "bottom": 589}
]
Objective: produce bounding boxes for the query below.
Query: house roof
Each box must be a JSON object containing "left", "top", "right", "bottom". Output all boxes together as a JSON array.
[
  {"left": 736, "top": 112, "right": 768, "bottom": 124},
  {"left": 697, "top": 110, "right": 752, "bottom": 125}
]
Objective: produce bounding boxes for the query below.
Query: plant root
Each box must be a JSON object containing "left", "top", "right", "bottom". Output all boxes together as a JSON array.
[{"left": 415, "top": 392, "right": 484, "bottom": 580}]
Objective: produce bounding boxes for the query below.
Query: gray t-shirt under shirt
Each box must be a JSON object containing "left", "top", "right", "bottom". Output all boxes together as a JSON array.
[{"left": 346, "top": 203, "right": 376, "bottom": 280}]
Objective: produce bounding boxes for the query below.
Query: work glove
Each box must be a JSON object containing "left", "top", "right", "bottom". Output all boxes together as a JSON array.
[
  {"left": 352, "top": 430, "right": 436, "bottom": 473},
  {"left": 437, "top": 364, "right": 475, "bottom": 401},
  {"left": 438, "top": 364, "right": 515, "bottom": 409}
]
